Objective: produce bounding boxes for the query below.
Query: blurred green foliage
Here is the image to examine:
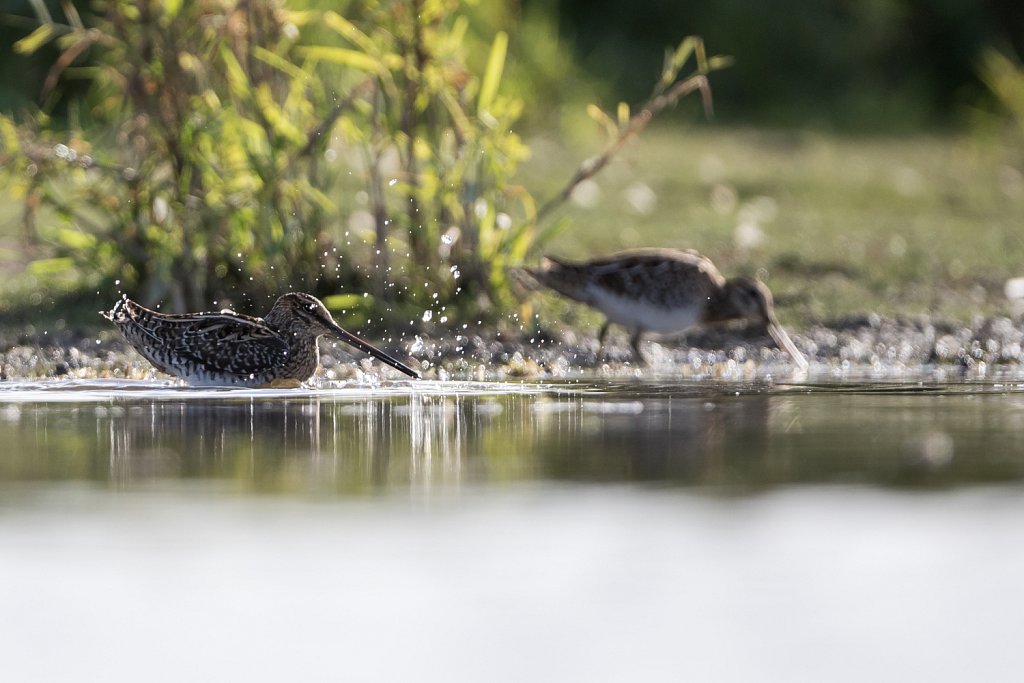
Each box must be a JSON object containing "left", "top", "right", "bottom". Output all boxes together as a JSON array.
[
  {"left": 0, "top": 0, "right": 540, "bottom": 318},
  {"left": 980, "top": 49, "right": 1024, "bottom": 157},
  {"left": 544, "top": 0, "right": 1024, "bottom": 131},
  {"left": 0, "top": 0, "right": 719, "bottom": 325}
]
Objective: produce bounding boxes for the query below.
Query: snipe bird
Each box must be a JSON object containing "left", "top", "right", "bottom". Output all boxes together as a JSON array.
[
  {"left": 526, "top": 248, "right": 808, "bottom": 368},
  {"left": 102, "top": 292, "right": 420, "bottom": 386}
]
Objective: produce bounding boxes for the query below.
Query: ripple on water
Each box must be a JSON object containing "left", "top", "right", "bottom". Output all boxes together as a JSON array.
[{"left": 0, "top": 378, "right": 558, "bottom": 403}]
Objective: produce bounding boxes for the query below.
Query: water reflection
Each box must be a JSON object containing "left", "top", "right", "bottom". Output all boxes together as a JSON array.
[
  {"left": 3, "top": 380, "right": 1024, "bottom": 492},
  {"left": 100, "top": 396, "right": 506, "bottom": 493},
  {"left": 533, "top": 393, "right": 775, "bottom": 484}
]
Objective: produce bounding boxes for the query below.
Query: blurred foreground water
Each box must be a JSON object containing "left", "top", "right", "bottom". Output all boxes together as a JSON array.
[{"left": 2, "top": 377, "right": 1024, "bottom": 681}]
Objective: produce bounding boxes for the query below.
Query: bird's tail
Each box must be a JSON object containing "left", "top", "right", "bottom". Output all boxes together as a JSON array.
[
  {"left": 505, "top": 264, "right": 544, "bottom": 295},
  {"left": 518, "top": 256, "right": 593, "bottom": 303},
  {"left": 99, "top": 295, "right": 130, "bottom": 322}
]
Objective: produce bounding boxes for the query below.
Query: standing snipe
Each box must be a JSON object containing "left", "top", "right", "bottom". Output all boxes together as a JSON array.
[
  {"left": 102, "top": 292, "right": 420, "bottom": 386},
  {"left": 526, "top": 248, "right": 808, "bottom": 368}
]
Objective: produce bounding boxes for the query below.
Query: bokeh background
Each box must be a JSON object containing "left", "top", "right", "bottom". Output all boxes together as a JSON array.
[{"left": 1, "top": 0, "right": 1024, "bottom": 335}]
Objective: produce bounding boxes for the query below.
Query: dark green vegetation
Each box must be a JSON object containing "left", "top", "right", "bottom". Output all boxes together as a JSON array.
[{"left": 547, "top": 0, "right": 1024, "bottom": 131}]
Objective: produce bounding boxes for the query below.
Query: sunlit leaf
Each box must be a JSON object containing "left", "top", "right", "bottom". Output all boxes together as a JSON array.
[
  {"left": 586, "top": 104, "right": 617, "bottom": 138},
  {"left": 14, "top": 24, "right": 56, "bottom": 55},
  {"left": 0, "top": 116, "right": 20, "bottom": 152},
  {"left": 449, "top": 16, "right": 469, "bottom": 49},
  {"left": 252, "top": 46, "right": 309, "bottom": 82},
  {"left": 301, "top": 184, "right": 336, "bottom": 212},
  {"left": 28, "top": 257, "right": 76, "bottom": 276},
  {"left": 694, "top": 37, "right": 709, "bottom": 73},
  {"left": 322, "top": 11, "right": 376, "bottom": 53},
  {"left": 478, "top": 31, "right": 508, "bottom": 112},
  {"left": 178, "top": 52, "right": 202, "bottom": 74},
  {"left": 219, "top": 45, "right": 250, "bottom": 99},
  {"left": 297, "top": 46, "right": 382, "bottom": 74},
  {"left": 708, "top": 55, "right": 735, "bottom": 71},
  {"left": 323, "top": 293, "right": 367, "bottom": 310},
  {"left": 617, "top": 102, "right": 630, "bottom": 127},
  {"left": 163, "top": 0, "right": 182, "bottom": 20},
  {"left": 56, "top": 227, "right": 97, "bottom": 250},
  {"left": 439, "top": 89, "right": 472, "bottom": 138},
  {"left": 282, "top": 10, "right": 317, "bottom": 27},
  {"left": 660, "top": 36, "right": 708, "bottom": 89},
  {"left": 254, "top": 85, "right": 305, "bottom": 145}
]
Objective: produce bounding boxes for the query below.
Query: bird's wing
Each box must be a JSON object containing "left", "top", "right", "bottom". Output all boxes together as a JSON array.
[
  {"left": 165, "top": 314, "right": 291, "bottom": 376},
  {"left": 111, "top": 303, "right": 289, "bottom": 377},
  {"left": 173, "top": 312, "right": 280, "bottom": 341},
  {"left": 586, "top": 251, "right": 723, "bottom": 309},
  {"left": 585, "top": 248, "right": 711, "bottom": 275}
]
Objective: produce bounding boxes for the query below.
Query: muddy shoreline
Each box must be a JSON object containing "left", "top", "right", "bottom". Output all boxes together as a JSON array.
[{"left": 2, "top": 312, "right": 1023, "bottom": 383}]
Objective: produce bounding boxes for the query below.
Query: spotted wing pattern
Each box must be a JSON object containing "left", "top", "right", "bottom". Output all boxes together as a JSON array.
[
  {"left": 536, "top": 249, "right": 726, "bottom": 309},
  {"left": 105, "top": 298, "right": 290, "bottom": 382}
]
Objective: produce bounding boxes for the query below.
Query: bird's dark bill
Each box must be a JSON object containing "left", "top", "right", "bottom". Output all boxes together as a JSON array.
[{"left": 329, "top": 324, "right": 420, "bottom": 378}]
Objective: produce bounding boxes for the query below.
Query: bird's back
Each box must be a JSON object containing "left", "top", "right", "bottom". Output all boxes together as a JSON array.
[
  {"left": 104, "top": 298, "right": 297, "bottom": 385},
  {"left": 531, "top": 248, "right": 724, "bottom": 309}
]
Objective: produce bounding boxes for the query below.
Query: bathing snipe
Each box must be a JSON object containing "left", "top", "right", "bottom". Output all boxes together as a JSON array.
[
  {"left": 526, "top": 248, "right": 808, "bottom": 368},
  {"left": 102, "top": 292, "right": 420, "bottom": 386}
]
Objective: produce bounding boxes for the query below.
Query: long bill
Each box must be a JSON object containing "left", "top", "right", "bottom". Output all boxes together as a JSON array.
[
  {"left": 329, "top": 323, "right": 421, "bottom": 379},
  {"left": 766, "top": 314, "right": 809, "bottom": 371}
]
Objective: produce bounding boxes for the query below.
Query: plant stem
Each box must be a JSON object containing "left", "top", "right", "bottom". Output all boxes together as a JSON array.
[{"left": 535, "top": 74, "right": 712, "bottom": 224}]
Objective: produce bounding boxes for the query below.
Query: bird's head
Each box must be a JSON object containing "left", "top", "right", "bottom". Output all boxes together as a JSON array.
[
  {"left": 269, "top": 292, "right": 341, "bottom": 337},
  {"left": 724, "top": 277, "right": 807, "bottom": 370},
  {"left": 267, "top": 292, "right": 420, "bottom": 378},
  {"left": 724, "top": 277, "right": 774, "bottom": 327}
]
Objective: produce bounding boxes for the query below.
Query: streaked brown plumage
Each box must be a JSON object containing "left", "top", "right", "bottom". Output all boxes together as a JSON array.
[
  {"left": 102, "top": 292, "right": 420, "bottom": 386},
  {"left": 526, "top": 248, "right": 807, "bottom": 368}
]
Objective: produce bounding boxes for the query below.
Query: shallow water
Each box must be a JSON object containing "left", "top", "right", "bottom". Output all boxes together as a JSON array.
[{"left": 3, "top": 376, "right": 1024, "bottom": 681}]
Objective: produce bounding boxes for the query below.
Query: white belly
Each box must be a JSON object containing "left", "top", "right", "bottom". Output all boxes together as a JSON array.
[{"left": 588, "top": 288, "right": 703, "bottom": 333}]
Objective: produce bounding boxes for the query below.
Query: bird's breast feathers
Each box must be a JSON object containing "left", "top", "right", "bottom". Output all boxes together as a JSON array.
[{"left": 588, "top": 286, "right": 703, "bottom": 333}]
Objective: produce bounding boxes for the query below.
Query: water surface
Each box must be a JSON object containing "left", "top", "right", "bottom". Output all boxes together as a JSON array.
[{"left": 2, "top": 377, "right": 1023, "bottom": 681}]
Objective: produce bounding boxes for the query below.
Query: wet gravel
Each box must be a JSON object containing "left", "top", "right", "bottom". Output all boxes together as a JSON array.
[{"left": 3, "top": 312, "right": 1024, "bottom": 383}]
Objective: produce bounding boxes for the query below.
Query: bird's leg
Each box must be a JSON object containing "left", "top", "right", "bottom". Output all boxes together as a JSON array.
[
  {"left": 596, "top": 320, "right": 611, "bottom": 362},
  {"left": 629, "top": 329, "right": 647, "bottom": 365}
]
